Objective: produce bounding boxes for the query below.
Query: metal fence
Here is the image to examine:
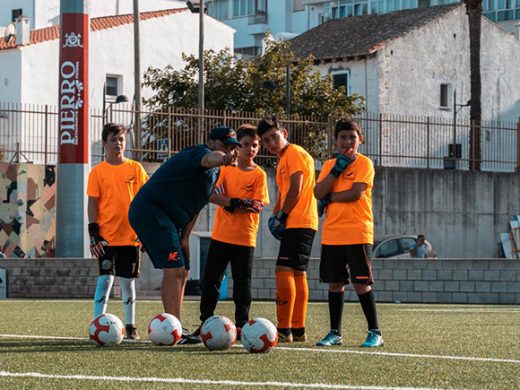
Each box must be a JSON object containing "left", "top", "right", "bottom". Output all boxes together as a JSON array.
[{"left": 1, "top": 102, "right": 519, "bottom": 172}]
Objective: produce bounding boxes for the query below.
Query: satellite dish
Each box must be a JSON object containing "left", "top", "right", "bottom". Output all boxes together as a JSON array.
[{"left": 4, "top": 22, "right": 16, "bottom": 43}]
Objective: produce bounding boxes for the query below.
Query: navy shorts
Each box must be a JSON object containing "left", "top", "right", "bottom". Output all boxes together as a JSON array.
[
  {"left": 99, "top": 246, "right": 140, "bottom": 278},
  {"left": 276, "top": 228, "right": 316, "bottom": 272},
  {"left": 128, "top": 203, "right": 189, "bottom": 270},
  {"left": 319, "top": 244, "right": 374, "bottom": 285}
]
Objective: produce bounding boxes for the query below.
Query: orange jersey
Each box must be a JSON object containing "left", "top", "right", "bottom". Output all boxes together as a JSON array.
[
  {"left": 211, "top": 165, "right": 270, "bottom": 247},
  {"left": 87, "top": 159, "right": 149, "bottom": 246},
  {"left": 276, "top": 144, "right": 318, "bottom": 230},
  {"left": 318, "top": 153, "right": 374, "bottom": 245}
]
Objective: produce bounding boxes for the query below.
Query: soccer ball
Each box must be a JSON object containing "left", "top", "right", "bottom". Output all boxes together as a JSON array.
[
  {"left": 200, "top": 315, "right": 237, "bottom": 351},
  {"left": 148, "top": 313, "right": 182, "bottom": 346},
  {"left": 241, "top": 317, "right": 278, "bottom": 353},
  {"left": 89, "top": 313, "right": 125, "bottom": 347}
]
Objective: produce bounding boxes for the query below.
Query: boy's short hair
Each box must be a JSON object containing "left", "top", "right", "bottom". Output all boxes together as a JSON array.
[
  {"left": 236, "top": 124, "right": 259, "bottom": 141},
  {"left": 102, "top": 123, "right": 126, "bottom": 142},
  {"left": 334, "top": 117, "right": 363, "bottom": 139},
  {"left": 257, "top": 116, "right": 281, "bottom": 137}
]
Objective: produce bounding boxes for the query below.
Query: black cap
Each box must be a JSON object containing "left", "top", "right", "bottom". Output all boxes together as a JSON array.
[{"left": 209, "top": 126, "right": 241, "bottom": 146}]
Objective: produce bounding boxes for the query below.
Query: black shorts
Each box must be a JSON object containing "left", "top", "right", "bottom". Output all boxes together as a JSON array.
[
  {"left": 319, "top": 244, "right": 374, "bottom": 285},
  {"left": 276, "top": 228, "right": 316, "bottom": 272},
  {"left": 128, "top": 203, "right": 189, "bottom": 270},
  {"left": 99, "top": 246, "right": 140, "bottom": 278}
]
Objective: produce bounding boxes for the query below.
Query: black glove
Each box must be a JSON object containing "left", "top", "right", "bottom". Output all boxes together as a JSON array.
[
  {"left": 88, "top": 223, "right": 108, "bottom": 258},
  {"left": 330, "top": 154, "right": 356, "bottom": 178},
  {"left": 224, "top": 198, "right": 262, "bottom": 213},
  {"left": 318, "top": 193, "right": 332, "bottom": 217},
  {"left": 268, "top": 211, "right": 288, "bottom": 241}
]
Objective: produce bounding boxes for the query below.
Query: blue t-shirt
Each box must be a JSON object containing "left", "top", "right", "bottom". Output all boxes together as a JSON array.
[{"left": 133, "top": 144, "right": 219, "bottom": 229}]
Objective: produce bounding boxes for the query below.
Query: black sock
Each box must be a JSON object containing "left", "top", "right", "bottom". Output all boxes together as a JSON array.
[
  {"left": 277, "top": 327, "right": 291, "bottom": 337},
  {"left": 358, "top": 290, "right": 379, "bottom": 330},
  {"left": 291, "top": 327, "right": 305, "bottom": 337},
  {"left": 328, "top": 290, "right": 344, "bottom": 334}
]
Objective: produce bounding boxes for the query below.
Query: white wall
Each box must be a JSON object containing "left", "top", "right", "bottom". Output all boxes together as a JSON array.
[
  {"left": 379, "top": 7, "right": 520, "bottom": 124},
  {"left": 10, "top": 11, "right": 233, "bottom": 108},
  {"left": 0, "top": 49, "right": 22, "bottom": 103},
  {"left": 0, "top": 0, "right": 186, "bottom": 30},
  {"left": 316, "top": 57, "right": 380, "bottom": 113}
]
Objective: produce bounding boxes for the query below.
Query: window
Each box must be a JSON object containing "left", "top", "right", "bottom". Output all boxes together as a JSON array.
[
  {"left": 233, "top": 0, "right": 254, "bottom": 17},
  {"left": 440, "top": 83, "right": 450, "bottom": 108},
  {"left": 293, "top": 0, "right": 305, "bottom": 12},
  {"left": 332, "top": 70, "right": 350, "bottom": 95},
  {"left": 12, "top": 9, "right": 23, "bottom": 21},
  {"left": 208, "top": 0, "right": 230, "bottom": 19},
  {"left": 400, "top": 237, "right": 417, "bottom": 253},
  {"left": 105, "top": 76, "right": 121, "bottom": 97},
  {"left": 377, "top": 240, "right": 399, "bottom": 258}
]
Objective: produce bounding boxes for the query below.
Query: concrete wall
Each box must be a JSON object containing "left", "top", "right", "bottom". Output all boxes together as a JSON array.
[
  {"left": 1, "top": 257, "right": 519, "bottom": 304},
  {"left": 207, "top": 167, "right": 520, "bottom": 259}
]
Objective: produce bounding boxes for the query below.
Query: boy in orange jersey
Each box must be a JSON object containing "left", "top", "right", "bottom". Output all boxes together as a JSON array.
[
  {"left": 87, "top": 123, "right": 149, "bottom": 340},
  {"left": 314, "top": 117, "right": 383, "bottom": 348},
  {"left": 194, "top": 125, "right": 269, "bottom": 338},
  {"left": 257, "top": 116, "right": 318, "bottom": 343}
]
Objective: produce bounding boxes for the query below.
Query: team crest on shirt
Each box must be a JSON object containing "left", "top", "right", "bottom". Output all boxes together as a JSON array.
[{"left": 344, "top": 171, "right": 356, "bottom": 180}]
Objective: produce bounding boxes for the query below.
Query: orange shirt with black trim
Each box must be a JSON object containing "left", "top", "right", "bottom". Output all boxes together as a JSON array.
[
  {"left": 276, "top": 143, "right": 318, "bottom": 231},
  {"left": 87, "top": 159, "right": 149, "bottom": 246},
  {"left": 318, "top": 153, "right": 374, "bottom": 245},
  {"left": 211, "top": 165, "right": 270, "bottom": 247}
]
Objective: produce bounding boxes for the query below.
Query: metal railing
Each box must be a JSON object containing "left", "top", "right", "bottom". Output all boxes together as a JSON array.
[{"left": 1, "top": 102, "right": 519, "bottom": 172}]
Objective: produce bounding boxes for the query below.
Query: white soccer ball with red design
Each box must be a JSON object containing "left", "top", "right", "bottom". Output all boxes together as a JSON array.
[
  {"left": 200, "top": 315, "right": 237, "bottom": 351},
  {"left": 148, "top": 313, "right": 183, "bottom": 346},
  {"left": 241, "top": 317, "right": 278, "bottom": 353},
  {"left": 89, "top": 313, "right": 125, "bottom": 347}
]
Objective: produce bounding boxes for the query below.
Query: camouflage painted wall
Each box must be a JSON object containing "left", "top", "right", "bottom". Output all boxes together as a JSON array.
[{"left": 0, "top": 163, "right": 56, "bottom": 258}]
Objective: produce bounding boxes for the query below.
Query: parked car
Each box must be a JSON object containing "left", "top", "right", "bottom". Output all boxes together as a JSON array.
[{"left": 373, "top": 234, "right": 436, "bottom": 259}]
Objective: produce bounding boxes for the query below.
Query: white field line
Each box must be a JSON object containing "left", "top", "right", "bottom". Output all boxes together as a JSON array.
[
  {"left": 402, "top": 309, "right": 520, "bottom": 313},
  {"left": 1, "top": 333, "right": 519, "bottom": 365},
  {"left": 0, "top": 370, "right": 463, "bottom": 390}
]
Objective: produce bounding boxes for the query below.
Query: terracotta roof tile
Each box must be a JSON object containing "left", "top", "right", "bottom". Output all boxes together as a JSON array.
[
  {"left": 0, "top": 8, "right": 186, "bottom": 51},
  {"left": 289, "top": 4, "right": 461, "bottom": 61}
]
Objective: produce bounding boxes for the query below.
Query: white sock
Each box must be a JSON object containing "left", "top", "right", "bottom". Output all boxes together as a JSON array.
[
  {"left": 120, "top": 277, "right": 136, "bottom": 326},
  {"left": 93, "top": 274, "right": 114, "bottom": 318}
]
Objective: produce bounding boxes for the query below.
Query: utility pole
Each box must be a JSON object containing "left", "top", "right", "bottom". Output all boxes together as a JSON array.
[
  {"left": 133, "top": 0, "right": 141, "bottom": 160},
  {"left": 56, "top": 0, "right": 90, "bottom": 257}
]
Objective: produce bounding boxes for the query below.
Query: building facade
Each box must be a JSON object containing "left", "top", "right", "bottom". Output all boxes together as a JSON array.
[{"left": 206, "top": 0, "right": 520, "bottom": 55}]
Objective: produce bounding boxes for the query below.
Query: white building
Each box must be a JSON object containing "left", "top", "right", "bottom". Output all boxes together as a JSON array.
[
  {"left": 0, "top": 0, "right": 186, "bottom": 31},
  {"left": 206, "top": 0, "right": 520, "bottom": 56},
  {"left": 0, "top": 7, "right": 234, "bottom": 108},
  {"left": 0, "top": 6, "right": 234, "bottom": 164},
  {"left": 290, "top": 4, "right": 520, "bottom": 171}
]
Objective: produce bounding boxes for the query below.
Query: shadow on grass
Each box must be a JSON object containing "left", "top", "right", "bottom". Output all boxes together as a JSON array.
[{"left": 0, "top": 339, "right": 246, "bottom": 355}]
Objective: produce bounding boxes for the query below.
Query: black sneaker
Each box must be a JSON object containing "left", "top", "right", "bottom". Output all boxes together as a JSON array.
[
  {"left": 125, "top": 325, "right": 140, "bottom": 340},
  {"left": 178, "top": 327, "right": 202, "bottom": 345}
]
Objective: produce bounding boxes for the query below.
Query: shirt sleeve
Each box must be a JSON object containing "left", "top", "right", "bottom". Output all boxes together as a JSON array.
[
  {"left": 86, "top": 167, "right": 101, "bottom": 197},
  {"left": 254, "top": 168, "right": 270, "bottom": 205},
  {"left": 317, "top": 160, "right": 333, "bottom": 182},
  {"left": 287, "top": 147, "right": 307, "bottom": 176},
  {"left": 355, "top": 157, "right": 375, "bottom": 186}
]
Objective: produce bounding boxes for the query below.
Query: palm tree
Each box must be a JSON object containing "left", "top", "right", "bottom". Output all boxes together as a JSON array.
[{"left": 464, "top": 0, "right": 482, "bottom": 171}]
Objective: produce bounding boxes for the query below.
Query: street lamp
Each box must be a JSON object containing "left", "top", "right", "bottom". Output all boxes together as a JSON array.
[
  {"left": 102, "top": 82, "right": 129, "bottom": 124},
  {"left": 451, "top": 89, "right": 470, "bottom": 159},
  {"left": 187, "top": 1, "right": 205, "bottom": 114}
]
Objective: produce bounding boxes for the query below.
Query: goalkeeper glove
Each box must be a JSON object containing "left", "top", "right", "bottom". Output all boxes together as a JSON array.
[
  {"left": 224, "top": 198, "right": 262, "bottom": 213},
  {"left": 268, "top": 210, "right": 288, "bottom": 241},
  {"left": 318, "top": 193, "right": 332, "bottom": 217},
  {"left": 88, "top": 223, "right": 108, "bottom": 258},
  {"left": 330, "top": 154, "right": 356, "bottom": 178}
]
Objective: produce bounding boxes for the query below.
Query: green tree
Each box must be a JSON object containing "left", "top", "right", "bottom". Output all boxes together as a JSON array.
[{"left": 143, "top": 38, "right": 364, "bottom": 118}]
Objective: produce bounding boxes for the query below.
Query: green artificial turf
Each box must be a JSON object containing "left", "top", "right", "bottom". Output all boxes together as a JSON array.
[{"left": 0, "top": 299, "right": 519, "bottom": 389}]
